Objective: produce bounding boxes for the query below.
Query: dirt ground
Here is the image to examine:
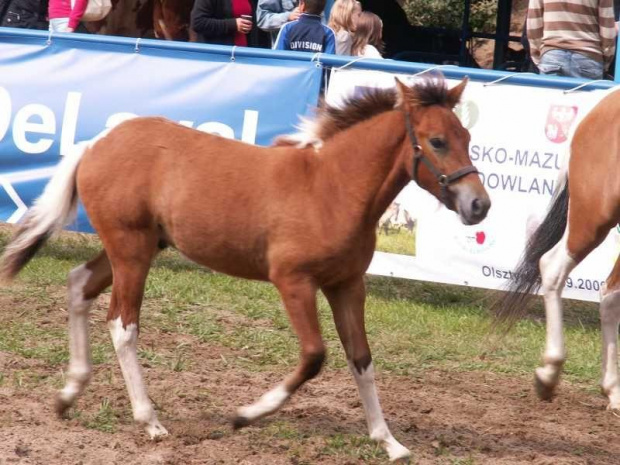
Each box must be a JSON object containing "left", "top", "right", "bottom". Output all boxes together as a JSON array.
[{"left": 0, "top": 293, "right": 619, "bottom": 465}]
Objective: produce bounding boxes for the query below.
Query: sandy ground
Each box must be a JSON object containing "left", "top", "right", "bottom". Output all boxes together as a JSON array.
[{"left": 1, "top": 296, "right": 619, "bottom": 465}]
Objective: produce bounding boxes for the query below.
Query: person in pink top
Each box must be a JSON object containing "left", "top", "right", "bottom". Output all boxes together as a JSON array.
[{"left": 48, "top": 0, "right": 87, "bottom": 32}]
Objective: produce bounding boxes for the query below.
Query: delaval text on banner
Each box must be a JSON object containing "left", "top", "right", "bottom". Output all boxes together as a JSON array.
[
  {"left": 0, "top": 29, "right": 322, "bottom": 231},
  {"left": 327, "top": 68, "right": 618, "bottom": 302}
]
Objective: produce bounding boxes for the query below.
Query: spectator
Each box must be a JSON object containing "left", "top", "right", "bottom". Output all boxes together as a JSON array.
[
  {"left": 257, "top": 0, "right": 299, "bottom": 46},
  {"left": 273, "top": 0, "right": 335, "bottom": 53},
  {"left": 191, "top": 0, "right": 257, "bottom": 46},
  {"left": 48, "top": 0, "right": 87, "bottom": 32},
  {"left": 527, "top": 0, "right": 616, "bottom": 79},
  {"left": 248, "top": 0, "right": 272, "bottom": 47},
  {"left": 350, "top": 11, "right": 383, "bottom": 58},
  {"left": 327, "top": 0, "right": 360, "bottom": 55},
  {"left": 0, "top": 0, "right": 48, "bottom": 29}
]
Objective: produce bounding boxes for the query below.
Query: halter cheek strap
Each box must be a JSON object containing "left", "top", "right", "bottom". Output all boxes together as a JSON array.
[{"left": 404, "top": 111, "right": 478, "bottom": 204}]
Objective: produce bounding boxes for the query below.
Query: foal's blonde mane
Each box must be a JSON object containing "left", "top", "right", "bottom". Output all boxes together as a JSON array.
[{"left": 276, "top": 75, "right": 453, "bottom": 149}]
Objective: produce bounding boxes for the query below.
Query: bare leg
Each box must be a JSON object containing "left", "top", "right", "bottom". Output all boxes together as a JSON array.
[
  {"left": 106, "top": 234, "right": 167, "bottom": 439},
  {"left": 536, "top": 232, "right": 576, "bottom": 400},
  {"left": 600, "top": 257, "right": 620, "bottom": 410},
  {"left": 233, "top": 275, "right": 325, "bottom": 428},
  {"left": 323, "top": 278, "right": 410, "bottom": 462},
  {"left": 56, "top": 251, "right": 113, "bottom": 416}
]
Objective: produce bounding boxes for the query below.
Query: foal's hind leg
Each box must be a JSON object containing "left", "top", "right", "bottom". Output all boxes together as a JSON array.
[
  {"left": 57, "top": 251, "right": 113, "bottom": 416},
  {"left": 323, "top": 278, "right": 410, "bottom": 462},
  {"left": 233, "top": 275, "right": 325, "bottom": 428},
  {"left": 599, "top": 257, "right": 620, "bottom": 410},
  {"left": 105, "top": 233, "right": 167, "bottom": 439}
]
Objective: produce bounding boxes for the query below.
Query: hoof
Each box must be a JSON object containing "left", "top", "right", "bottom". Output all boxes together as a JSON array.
[
  {"left": 232, "top": 415, "right": 251, "bottom": 430},
  {"left": 534, "top": 372, "right": 555, "bottom": 401},
  {"left": 606, "top": 405, "right": 620, "bottom": 416},
  {"left": 601, "top": 385, "right": 620, "bottom": 411},
  {"left": 384, "top": 439, "right": 411, "bottom": 462},
  {"left": 390, "top": 450, "right": 412, "bottom": 463},
  {"left": 145, "top": 421, "right": 169, "bottom": 440},
  {"left": 55, "top": 396, "right": 72, "bottom": 418}
]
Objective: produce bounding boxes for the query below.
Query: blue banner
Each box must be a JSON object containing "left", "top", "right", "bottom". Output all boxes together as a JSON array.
[{"left": 0, "top": 29, "right": 322, "bottom": 230}]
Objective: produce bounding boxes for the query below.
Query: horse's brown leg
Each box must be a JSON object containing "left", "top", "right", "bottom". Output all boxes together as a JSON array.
[
  {"left": 599, "top": 256, "right": 620, "bottom": 410},
  {"left": 566, "top": 122, "right": 620, "bottom": 409},
  {"left": 233, "top": 275, "right": 325, "bottom": 428},
  {"left": 56, "top": 251, "right": 113, "bottom": 416},
  {"left": 105, "top": 232, "right": 167, "bottom": 439},
  {"left": 322, "top": 277, "right": 410, "bottom": 462},
  {"left": 536, "top": 192, "right": 613, "bottom": 400}
]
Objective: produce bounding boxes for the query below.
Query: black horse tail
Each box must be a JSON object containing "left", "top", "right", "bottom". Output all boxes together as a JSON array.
[{"left": 493, "top": 181, "right": 569, "bottom": 329}]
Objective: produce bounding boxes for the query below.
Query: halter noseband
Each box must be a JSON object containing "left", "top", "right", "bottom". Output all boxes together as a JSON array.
[{"left": 404, "top": 111, "right": 478, "bottom": 204}]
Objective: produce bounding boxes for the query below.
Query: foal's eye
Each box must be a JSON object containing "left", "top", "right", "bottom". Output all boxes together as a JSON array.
[{"left": 429, "top": 138, "right": 446, "bottom": 150}]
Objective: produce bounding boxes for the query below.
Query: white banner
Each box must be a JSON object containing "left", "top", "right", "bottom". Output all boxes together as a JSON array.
[{"left": 327, "top": 69, "right": 620, "bottom": 302}]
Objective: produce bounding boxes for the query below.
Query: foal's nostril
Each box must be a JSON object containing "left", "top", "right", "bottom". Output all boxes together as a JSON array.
[
  {"left": 471, "top": 198, "right": 483, "bottom": 215},
  {"left": 469, "top": 197, "right": 491, "bottom": 221}
]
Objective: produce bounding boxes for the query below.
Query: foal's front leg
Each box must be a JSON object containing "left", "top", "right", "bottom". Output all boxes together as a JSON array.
[
  {"left": 323, "top": 278, "right": 410, "bottom": 462},
  {"left": 233, "top": 275, "right": 326, "bottom": 428},
  {"left": 107, "top": 254, "right": 167, "bottom": 439}
]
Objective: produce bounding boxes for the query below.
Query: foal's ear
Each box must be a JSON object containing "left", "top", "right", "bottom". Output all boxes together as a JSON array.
[
  {"left": 446, "top": 77, "right": 469, "bottom": 108},
  {"left": 394, "top": 77, "right": 414, "bottom": 109}
]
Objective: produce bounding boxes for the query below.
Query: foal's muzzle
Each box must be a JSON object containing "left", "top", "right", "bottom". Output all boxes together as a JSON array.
[{"left": 453, "top": 185, "right": 491, "bottom": 225}]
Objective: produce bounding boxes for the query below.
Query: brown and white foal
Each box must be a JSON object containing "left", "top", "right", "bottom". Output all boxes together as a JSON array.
[{"left": 0, "top": 76, "right": 489, "bottom": 461}]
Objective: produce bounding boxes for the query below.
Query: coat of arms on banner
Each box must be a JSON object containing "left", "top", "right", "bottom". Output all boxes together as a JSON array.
[{"left": 545, "top": 105, "right": 578, "bottom": 143}]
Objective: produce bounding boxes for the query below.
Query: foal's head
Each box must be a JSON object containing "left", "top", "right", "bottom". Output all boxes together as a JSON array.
[
  {"left": 277, "top": 75, "right": 490, "bottom": 225},
  {"left": 394, "top": 76, "right": 490, "bottom": 225}
]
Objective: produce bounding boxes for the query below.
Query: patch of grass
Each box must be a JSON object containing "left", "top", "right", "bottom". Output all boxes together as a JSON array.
[
  {"left": 321, "top": 433, "right": 386, "bottom": 461},
  {"left": 261, "top": 421, "right": 307, "bottom": 441},
  {"left": 3, "top": 370, "right": 55, "bottom": 389},
  {"left": 138, "top": 348, "right": 163, "bottom": 366},
  {"left": 170, "top": 343, "right": 190, "bottom": 372},
  {"left": 0, "top": 321, "right": 112, "bottom": 367},
  {"left": 0, "top": 323, "right": 69, "bottom": 365},
  {"left": 360, "top": 276, "right": 601, "bottom": 385},
  {"left": 451, "top": 458, "right": 476, "bottom": 465},
  {"left": 375, "top": 228, "right": 416, "bottom": 256},
  {"left": 12, "top": 371, "right": 24, "bottom": 388},
  {"left": 83, "top": 398, "right": 118, "bottom": 433}
]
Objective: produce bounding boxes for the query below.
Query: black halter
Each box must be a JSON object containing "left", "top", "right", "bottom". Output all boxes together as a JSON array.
[{"left": 404, "top": 111, "right": 478, "bottom": 204}]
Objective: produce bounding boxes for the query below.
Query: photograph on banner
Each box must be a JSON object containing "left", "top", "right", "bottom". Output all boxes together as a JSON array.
[
  {"left": 327, "top": 68, "right": 618, "bottom": 302},
  {"left": 376, "top": 194, "right": 417, "bottom": 257}
]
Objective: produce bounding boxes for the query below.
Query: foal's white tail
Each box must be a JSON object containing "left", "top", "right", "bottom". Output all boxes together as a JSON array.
[{"left": 0, "top": 141, "right": 91, "bottom": 281}]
